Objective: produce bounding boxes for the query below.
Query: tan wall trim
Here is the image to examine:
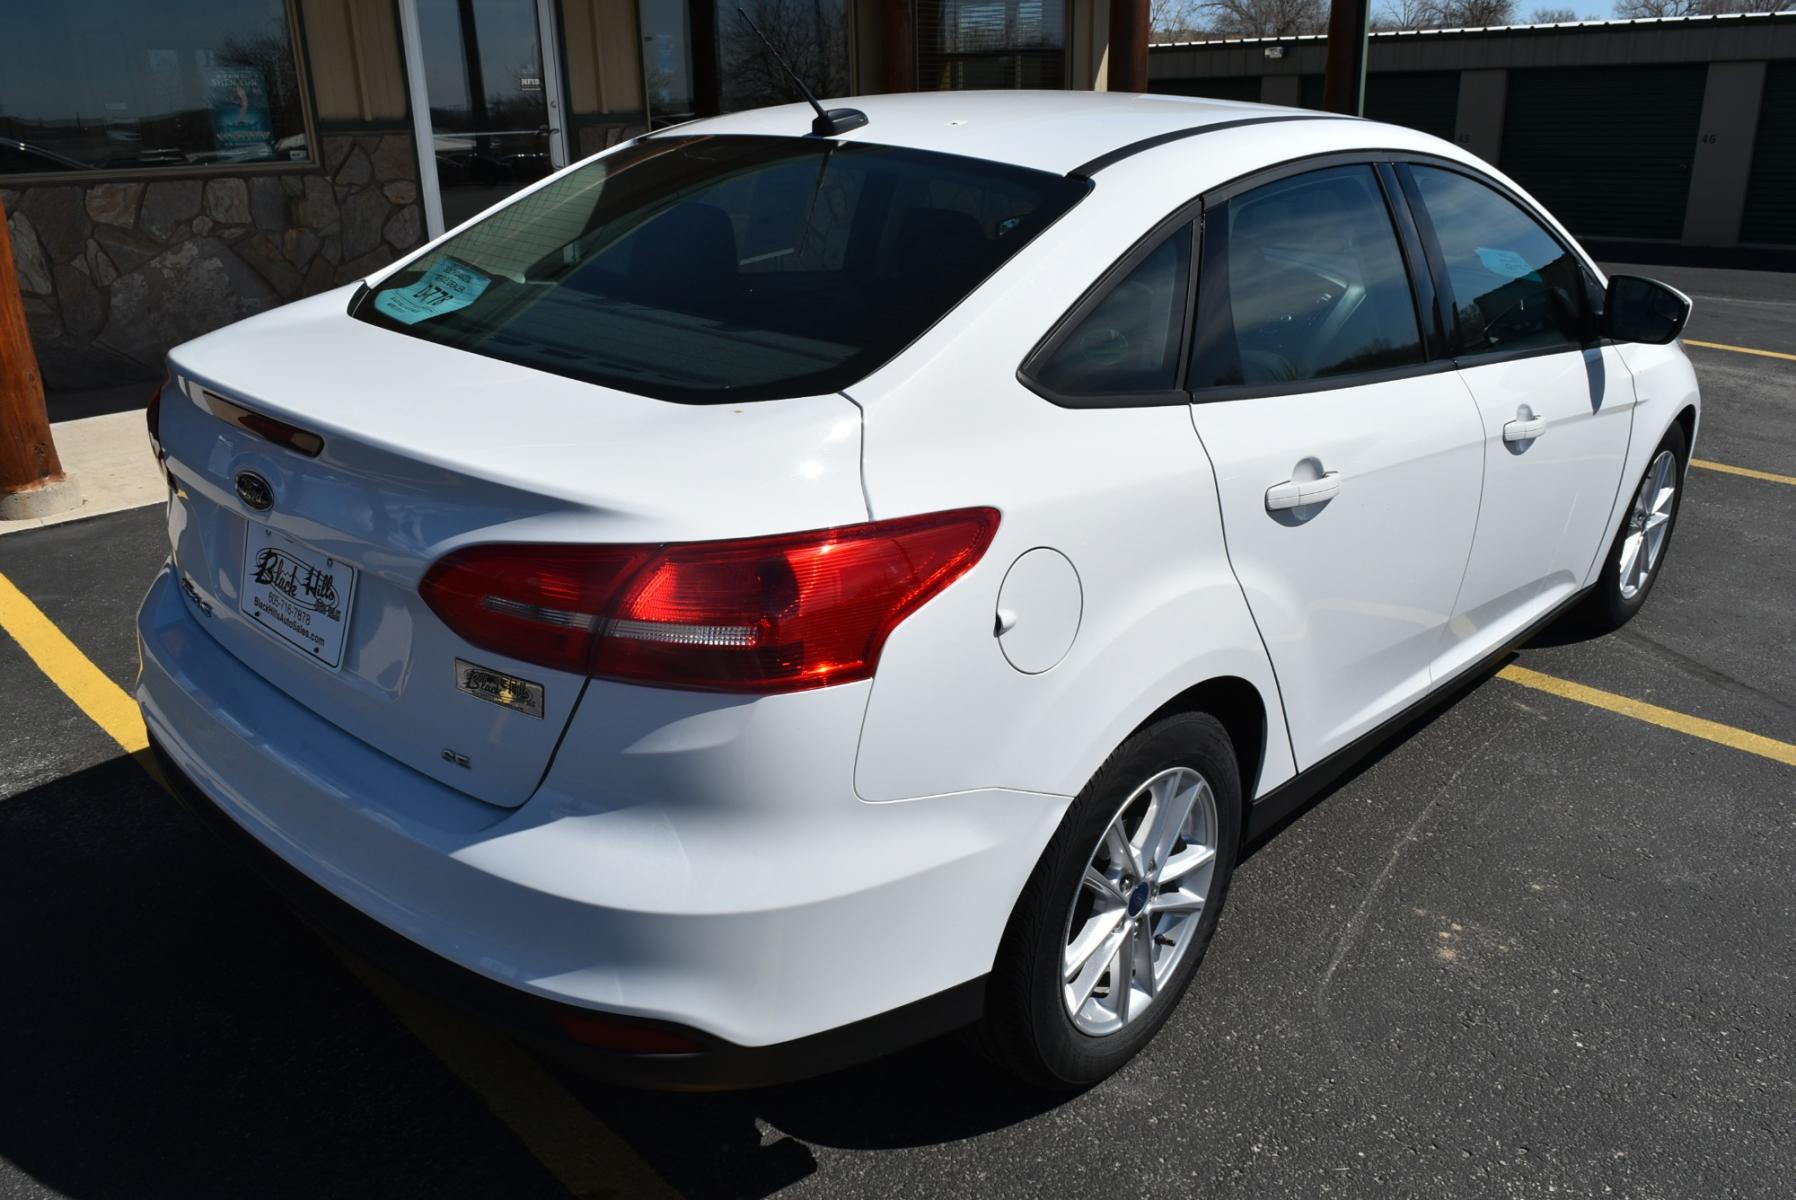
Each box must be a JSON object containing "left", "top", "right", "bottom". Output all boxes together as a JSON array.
[
  {"left": 303, "top": 0, "right": 410, "bottom": 121},
  {"left": 564, "top": 0, "right": 645, "bottom": 115}
]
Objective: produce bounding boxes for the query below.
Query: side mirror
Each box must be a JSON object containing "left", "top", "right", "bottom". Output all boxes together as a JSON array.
[{"left": 1603, "top": 275, "right": 1692, "bottom": 345}]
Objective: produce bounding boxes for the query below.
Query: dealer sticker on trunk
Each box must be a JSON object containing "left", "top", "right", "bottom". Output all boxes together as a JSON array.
[
  {"left": 240, "top": 526, "right": 357, "bottom": 669},
  {"left": 455, "top": 659, "right": 545, "bottom": 719}
]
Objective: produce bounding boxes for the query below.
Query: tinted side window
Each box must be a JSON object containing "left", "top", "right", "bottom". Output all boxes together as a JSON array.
[
  {"left": 1408, "top": 166, "right": 1590, "bottom": 356},
  {"left": 1189, "top": 165, "right": 1423, "bottom": 392},
  {"left": 1033, "top": 227, "right": 1192, "bottom": 398}
]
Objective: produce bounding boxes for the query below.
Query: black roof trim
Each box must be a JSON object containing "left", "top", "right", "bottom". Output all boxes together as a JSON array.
[{"left": 1068, "top": 113, "right": 1357, "bottom": 178}]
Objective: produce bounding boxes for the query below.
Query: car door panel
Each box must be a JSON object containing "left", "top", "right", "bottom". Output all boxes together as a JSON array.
[
  {"left": 1185, "top": 163, "right": 1486, "bottom": 769},
  {"left": 1398, "top": 163, "right": 1638, "bottom": 678},
  {"left": 1435, "top": 347, "right": 1637, "bottom": 678},
  {"left": 1190, "top": 377, "right": 1485, "bottom": 766}
]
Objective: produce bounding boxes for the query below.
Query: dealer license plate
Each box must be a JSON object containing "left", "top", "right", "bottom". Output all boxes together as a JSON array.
[{"left": 240, "top": 525, "right": 357, "bottom": 669}]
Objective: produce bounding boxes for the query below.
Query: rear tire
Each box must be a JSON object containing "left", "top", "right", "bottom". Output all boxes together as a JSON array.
[
  {"left": 1577, "top": 421, "right": 1688, "bottom": 632},
  {"left": 971, "top": 712, "right": 1241, "bottom": 1090}
]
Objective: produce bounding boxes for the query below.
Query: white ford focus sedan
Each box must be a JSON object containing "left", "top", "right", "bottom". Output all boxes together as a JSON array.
[{"left": 137, "top": 91, "right": 1699, "bottom": 1090}]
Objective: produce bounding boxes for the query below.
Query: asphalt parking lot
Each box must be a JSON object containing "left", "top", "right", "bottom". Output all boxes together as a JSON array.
[{"left": 2, "top": 262, "right": 1792, "bottom": 1200}]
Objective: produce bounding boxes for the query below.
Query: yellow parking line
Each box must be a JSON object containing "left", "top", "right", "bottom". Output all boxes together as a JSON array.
[
  {"left": 1691, "top": 458, "right": 1796, "bottom": 488},
  {"left": 0, "top": 572, "right": 147, "bottom": 754},
  {"left": 0, "top": 567, "right": 678, "bottom": 1200},
  {"left": 1499, "top": 664, "right": 1796, "bottom": 768},
  {"left": 1684, "top": 338, "right": 1796, "bottom": 363},
  {"left": 343, "top": 956, "right": 682, "bottom": 1200}
]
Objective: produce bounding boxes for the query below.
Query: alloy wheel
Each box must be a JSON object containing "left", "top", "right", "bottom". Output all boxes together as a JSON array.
[
  {"left": 1619, "top": 449, "right": 1678, "bottom": 601},
  {"left": 1060, "top": 766, "right": 1219, "bottom": 1036}
]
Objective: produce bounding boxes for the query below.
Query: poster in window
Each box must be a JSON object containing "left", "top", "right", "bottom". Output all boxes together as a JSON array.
[
  {"left": 208, "top": 66, "right": 273, "bottom": 161},
  {"left": 146, "top": 49, "right": 183, "bottom": 119}
]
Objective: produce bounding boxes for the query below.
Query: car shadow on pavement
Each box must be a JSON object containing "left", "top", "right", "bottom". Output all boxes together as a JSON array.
[
  {"left": 1518, "top": 608, "right": 1608, "bottom": 650},
  {"left": 1236, "top": 619, "right": 1601, "bottom": 862},
  {"left": 554, "top": 1033, "right": 1060, "bottom": 1198},
  {"left": 0, "top": 615, "right": 1613, "bottom": 1200},
  {"left": 0, "top": 755, "right": 568, "bottom": 1200},
  {"left": 0, "top": 752, "right": 1058, "bottom": 1200}
]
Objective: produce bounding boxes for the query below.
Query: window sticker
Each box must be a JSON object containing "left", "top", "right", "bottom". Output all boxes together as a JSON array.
[
  {"left": 374, "top": 259, "right": 492, "bottom": 325},
  {"left": 1474, "top": 246, "right": 1541, "bottom": 282}
]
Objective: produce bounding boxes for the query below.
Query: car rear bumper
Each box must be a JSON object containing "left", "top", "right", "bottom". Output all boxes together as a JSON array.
[
  {"left": 150, "top": 735, "right": 984, "bottom": 1089},
  {"left": 136, "top": 565, "right": 1066, "bottom": 1087}
]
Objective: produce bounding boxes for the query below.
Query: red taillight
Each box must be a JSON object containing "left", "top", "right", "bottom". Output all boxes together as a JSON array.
[
  {"left": 419, "top": 508, "right": 999, "bottom": 693},
  {"left": 418, "top": 544, "right": 655, "bottom": 674},
  {"left": 555, "top": 1011, "right": 704, "bottom": 1055}
]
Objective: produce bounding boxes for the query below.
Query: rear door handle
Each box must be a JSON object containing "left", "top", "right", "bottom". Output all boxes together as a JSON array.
[
  {"left": 1503, "top": 415, "right": 1546, "bottom": 443},
  {"left": 1265, "top": 471, "right": 1341, "bottom": 512}
]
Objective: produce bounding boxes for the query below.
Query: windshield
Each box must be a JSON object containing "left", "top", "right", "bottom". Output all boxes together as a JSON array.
[{"left": 352, "top": 135, "right": 1090, "bottom": 403}]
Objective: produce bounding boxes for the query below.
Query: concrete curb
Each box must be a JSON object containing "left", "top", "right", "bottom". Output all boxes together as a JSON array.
[{"left": 0, "top": 411, "right": 162, "bottom": 536}]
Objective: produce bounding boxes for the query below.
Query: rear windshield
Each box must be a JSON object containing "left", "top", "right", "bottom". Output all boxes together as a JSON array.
[{"left": 352, "top": 135, "right": 1089, "bottom": 403}]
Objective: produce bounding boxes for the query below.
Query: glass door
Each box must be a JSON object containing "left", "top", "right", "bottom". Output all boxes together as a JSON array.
[
  {"left": 405, "top": 0, "right": 567, "bottom": 234},
  {"left": 638, "top": 0, "right": 697, "bottom": 128}
]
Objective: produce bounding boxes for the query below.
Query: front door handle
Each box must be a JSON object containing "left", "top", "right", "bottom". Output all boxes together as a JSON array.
[
  {"left": 1266, "top": 471, "right": 1341, "bottom": 512},
  {"left": 1503, "top": 413, "right": 1546, "bottom": 444}
]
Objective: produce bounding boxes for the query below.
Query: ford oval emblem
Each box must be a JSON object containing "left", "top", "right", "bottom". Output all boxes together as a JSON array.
[{"left": 235, "top": 471, "right": 274, "bottom": 511}]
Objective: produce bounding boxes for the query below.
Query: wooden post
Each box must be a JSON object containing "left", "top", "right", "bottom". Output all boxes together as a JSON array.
[
  {"left": 1106, "top": 0, "right": 1150, "bottom": 94},
  {"left": 1321, "top": 0, "right": 1370, "bottom": 116},
  {"left": 0, "top": 192, "right": 77, "bottom": 520},
  {"left": 879, "top": 0, "right": 914, "bottom": 94}
]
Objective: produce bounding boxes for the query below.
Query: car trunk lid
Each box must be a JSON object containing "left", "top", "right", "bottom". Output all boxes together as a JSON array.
[{"left": 159, "top": 288, "right": 867, "bottom": 807}]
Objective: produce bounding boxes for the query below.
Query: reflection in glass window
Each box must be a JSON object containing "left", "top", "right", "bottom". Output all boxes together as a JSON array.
[
  {"left": 355, "top": 136, "right": 1089, "bottom": 403},
  {"left": 417, "top": 0, "right": 546, "bottom": 136},
  {"left": 0, "top": 0, "right": 306, "bottom": 173},
  {"left": 915, "top": 0, "right": 1067, "bottom": 90},
  {"left": 716, "top": 0, "right": 851, "bottom": 114},
  {"left": 418, "top": 0, "right": 555, "bottom": 228},
  {"left": 1191, "top": 165, "right": 1423, "bottom": 391},
  {"left": 1035, "top": 229, "right": 1191, "bottom": 397},
  {"left": 639, "top": 0, "right": 697, "bottom": 125},
  {"left": 1408, "top": 165, "right": 1590, "bottom": 355}
]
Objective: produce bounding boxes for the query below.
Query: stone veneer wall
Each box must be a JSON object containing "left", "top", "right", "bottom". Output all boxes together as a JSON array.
[{"left": 2, "top": 130, "right": 426, "bottom": 393}]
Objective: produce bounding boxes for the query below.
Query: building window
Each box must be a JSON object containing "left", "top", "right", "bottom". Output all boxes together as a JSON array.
[
  {"left": 914, "top": 0, "right": 1067, "bottom": 91},
  {"left": 717, "top": 0, "right": 852, "bottom": 113},
  {"left": 0, "top": 0, "right": 309, "bottom": 176},
  {"left": 640, "top": 0, "right": 699, "bottom": 125}
]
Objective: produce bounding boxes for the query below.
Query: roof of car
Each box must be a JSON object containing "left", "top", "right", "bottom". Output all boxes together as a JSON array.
[{"left": 657, "top": 91, "right": 1358, "bottom": 178}]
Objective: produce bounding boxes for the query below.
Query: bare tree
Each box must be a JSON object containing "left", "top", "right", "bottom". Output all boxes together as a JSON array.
[
  {"left": 1201, "top": 0, "right": 1327, "bottom": 37},
  {"left": 1151, "top": 0, "right": 1210, "bottom": 41},
  {"left": 1376, "top": 0, "right": 1529, "bottom": 27},
  {"left": 1612, "top": 0, "right": 1705, "bottom": 14},
  {"left": 1616, "top": 0, "right": 1791, "bottom": 13},
  {"left": 719, "top": 0, "right": 851, "bottom": 110},
  {"left": 1527, "top": 4, "right": 1580, "bottom": 18},
  {"left": 1374, "top": 0, "right": 1444, "bottom": 29},
  {"left": 1434, "top": 0, "right": 1517, "bottom": 24}
]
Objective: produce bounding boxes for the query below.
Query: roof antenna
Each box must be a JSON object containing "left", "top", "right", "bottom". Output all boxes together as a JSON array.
[{"left": 734, "top": 6, "right": 868, "bottom": 137}]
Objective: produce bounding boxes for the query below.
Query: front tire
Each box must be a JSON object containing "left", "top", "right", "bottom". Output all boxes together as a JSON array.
[
  {"left": 1579, "top": 421, "right": 1688, "bottom": 632},
  {"left": 972, "top": 712, "right": 1241, "bottom": 1089}
]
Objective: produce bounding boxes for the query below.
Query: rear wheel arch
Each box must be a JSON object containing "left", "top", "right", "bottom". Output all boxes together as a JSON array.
[
  {"left": 1136, "top": 675, "right": 1267, "bottom": 818},
  {"left": 1673, "top": 404, "right": 1697, "bottom": 453}
]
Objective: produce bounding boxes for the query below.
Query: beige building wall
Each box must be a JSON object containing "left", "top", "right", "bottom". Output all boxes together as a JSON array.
[
  {"left": 562, "top": 0, "right": 649, "bottom": 155},
  {"left": 563, "top": 0, "right": 647, "bottom": 115},
  {"left": 300, "top": 0, "right": 411, "bottom": 122},
  {"left": 1074, "top": 0, "right": 1111, "bottom": 90}
]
